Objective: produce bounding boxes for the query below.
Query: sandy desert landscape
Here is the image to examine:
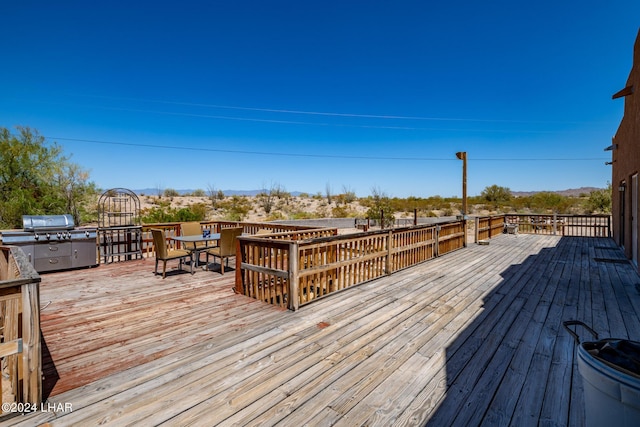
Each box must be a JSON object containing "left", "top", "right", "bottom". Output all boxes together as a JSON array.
[{"left": 136, "top": 194, "right": 391, "bottom": 223}]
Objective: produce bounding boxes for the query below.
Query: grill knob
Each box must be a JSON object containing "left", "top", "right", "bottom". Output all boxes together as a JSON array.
[
  {"left": 57, "top": 232, "right": 61, "bottom": 239},
  {"left": 34, "top": 233, "right": 39, "bottom": 240},
  {"left": 46, "top": 233, "right": 50, "bottom": 240}
]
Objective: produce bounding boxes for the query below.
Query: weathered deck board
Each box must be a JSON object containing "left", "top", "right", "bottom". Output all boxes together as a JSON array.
[{"left": 2, "top": 234, "right": 640, "bottom": 426}]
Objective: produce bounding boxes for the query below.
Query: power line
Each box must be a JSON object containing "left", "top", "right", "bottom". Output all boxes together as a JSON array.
[
  {"left": 70, "top": 94, "right": 609, "bottom": 125},
  {"left": 48, "top": 136, "right": 609, "bottom": 162},
  {"left": 25, "top": 100, "right": 572, "bottom": 133}
]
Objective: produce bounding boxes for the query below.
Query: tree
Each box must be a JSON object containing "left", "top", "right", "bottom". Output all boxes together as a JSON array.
[
  {"left": 366, "top": 187, "right": 395, "bottom": 228},
  {"left": 585, "top": 184, "right": 612, "bottom": 214},
  {"left": 53, "top": 162, "right": 98, "bottom": 224},
  {"left": 0, "top": 126, "right": 97, "bottom": 228},
  {"left": 480, "top": 185, "right": 512, "bottom": 205}
]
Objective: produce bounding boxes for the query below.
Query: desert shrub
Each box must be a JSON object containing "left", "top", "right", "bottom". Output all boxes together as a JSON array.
[
  {"left": 289, "top": 210, "right": 317, "bottom": 219},
  {"left": 219, "top": 195, "right": 251, "bottom": 221},
  {"left": 366, "top": 188, "right": 395, "bottom": 228},
  {"left": 174, "top": 207, "right": 201, "bottom": 222},
  {"left": 256, "top": 190, "right": 275, "bottom": 214},
  {"left": 164, "top": 188, "right": 179, "bottom": 197},
  {"left": 140, "top": 202, "right": 207, "bottom": 223},
  {"left": 336, "top": 187, "right": 357, "bottom": 205},
  {"left": 314, "top": 205, "right": 330, "bottom": 218},
  {"left": 527, "top": 192, "right": 572, "bottom": 213},
  {"left": 191, "top": 189, "right": 206, "bottom": 197},
  {"left": 266, "top": 211, "right": 286, "bottom": 221},
  {"left": 188, "top": 203, "right": 208, "bottom": 219},
  {"left": 584, "top": 185, "right": 611, "bottom": 214},
  {"left": 332, "top": 204, "right": 357, "bottom": 218}
]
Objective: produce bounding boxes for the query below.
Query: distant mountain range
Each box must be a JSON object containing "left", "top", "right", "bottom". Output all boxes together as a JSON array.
[{"left": 135, "top": 187, "right": 604, "bottom": 198}]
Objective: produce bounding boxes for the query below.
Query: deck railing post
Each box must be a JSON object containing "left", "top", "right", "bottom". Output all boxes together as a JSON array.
[
  {"left": 435, "top": 225, "right": 440, "bottom": 257},
  {"left": 22, "top": 280, "right": 42, "bottom": 404},
  {"left": 463, "top": 219, "right": 467, "bottom": 248},
  {"left": 235, "top": 239, "right": 243, "bottom": 294},
  {"left": 386, "top": 229, "right": 393, "bottom": 275},
  {"left": 288, "top": 241, "right": 299, "bottom": 311},
  {"left": 553, "top": 213, "right": 557, "bottom": 235},
  {"left": 475, "top": 217, "right": 479, "bottom": 243},
  {"left": 1, "top": 247, "right": 42, "bottom": 405}
]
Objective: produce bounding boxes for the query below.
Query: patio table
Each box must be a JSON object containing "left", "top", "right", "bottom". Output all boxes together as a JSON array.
[{"left": 171, "top": 233, "right": 220, "bottom": 268}]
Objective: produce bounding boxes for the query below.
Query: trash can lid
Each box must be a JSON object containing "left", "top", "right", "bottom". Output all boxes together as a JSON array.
[{"left": 583, "top": 339, "right": 640, "bottom": 378}]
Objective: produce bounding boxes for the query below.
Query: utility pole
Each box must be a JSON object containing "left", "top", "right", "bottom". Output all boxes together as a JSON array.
[{"left": 456, "top": 151, "right": 467, "bottom": 218}]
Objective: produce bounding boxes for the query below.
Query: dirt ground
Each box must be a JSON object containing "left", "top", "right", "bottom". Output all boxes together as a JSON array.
[{"left": 138, "top": 195, "right": 373, "bottom": 223}]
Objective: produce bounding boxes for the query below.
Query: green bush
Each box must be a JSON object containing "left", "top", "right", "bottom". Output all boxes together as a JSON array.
[{"left": 140, "top": 202, "right": 207, "bottom": 223}]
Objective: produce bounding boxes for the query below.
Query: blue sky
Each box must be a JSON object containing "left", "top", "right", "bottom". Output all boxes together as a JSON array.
[{"left": 1, "top": 1, "right": 638, "bottom": 198}]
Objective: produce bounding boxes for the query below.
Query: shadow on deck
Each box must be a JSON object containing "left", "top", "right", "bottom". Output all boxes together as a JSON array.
[{"left": 427, "top": 237, "right": 639, "bottom": 426}]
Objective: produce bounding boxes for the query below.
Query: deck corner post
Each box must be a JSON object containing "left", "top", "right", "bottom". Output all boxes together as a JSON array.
[
  {"left": 288, "top": 241, "right": 299, "bottom": 311},
  {"left": 463, "top": 218, "right": 467, "bottom": 248},
  {"left": 435, "top": 225, "right": 441, "bottom": 257},
  {"left": 22, "top": 280, "right": 42, "bottom": 405},
  {"left": 475, "top": 217, "right": 480, "bottom": 243}
]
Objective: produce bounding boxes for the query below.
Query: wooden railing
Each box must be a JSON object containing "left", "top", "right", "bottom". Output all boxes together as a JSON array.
[
  {"left": 0, "top": 246, "right": 42, "bottom": 411},
  {"left": 139, "top": 221, "right": 331, "bottom": 257},
  {"left": 475, "top": 214, "right": 612, "bottom": 242},
  {"left": 475, "top": 216, "right": 507, "bottom": 241},
  {"left": 236, "top": 219, "right": 467, "bottom": 310}
]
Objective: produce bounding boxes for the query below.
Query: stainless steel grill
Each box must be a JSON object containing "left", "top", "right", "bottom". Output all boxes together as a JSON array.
[{"left": 1, "top": 214, "right": 98, "bottom": 273}]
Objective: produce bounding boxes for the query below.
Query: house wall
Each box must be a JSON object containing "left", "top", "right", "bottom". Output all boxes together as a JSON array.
[{"left": 612, "top": 29, "right": 640, "bottom": 266}]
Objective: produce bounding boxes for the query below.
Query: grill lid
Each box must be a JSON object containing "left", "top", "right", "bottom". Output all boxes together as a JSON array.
[{"left": 22, "top": 214, "right": 75, "bottom": 231}]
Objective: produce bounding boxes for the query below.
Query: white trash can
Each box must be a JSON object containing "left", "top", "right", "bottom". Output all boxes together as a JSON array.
[{"left": 565, "top": 321, "right": 640, "bottom": 427}]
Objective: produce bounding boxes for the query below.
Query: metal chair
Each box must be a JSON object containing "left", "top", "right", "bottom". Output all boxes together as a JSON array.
[
  {"left": 205, "top": 226, "right": 243, "bottom": 274},
  {"left": 150, "top": 228, "right": 192, "bottom": 278}
]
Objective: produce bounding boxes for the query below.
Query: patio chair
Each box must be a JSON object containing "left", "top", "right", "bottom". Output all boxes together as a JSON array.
[
  {"left": 150, "top": 228, "right": 192, "bottom": 278},
  {"left": 205, "top": 226, "right": 243, "bottom": 274},
  {"left": 180, "top": 221, "right": 208, "bottom": 264}
]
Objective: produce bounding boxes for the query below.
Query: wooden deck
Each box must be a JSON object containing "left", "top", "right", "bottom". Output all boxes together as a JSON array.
[{"left": 2, "top": 234, "right": 640, "bottom": 426}]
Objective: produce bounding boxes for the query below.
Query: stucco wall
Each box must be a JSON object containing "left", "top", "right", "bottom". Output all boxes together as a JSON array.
[{"left": 612, "top": 29, "right": 640, "bottom": 264}]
